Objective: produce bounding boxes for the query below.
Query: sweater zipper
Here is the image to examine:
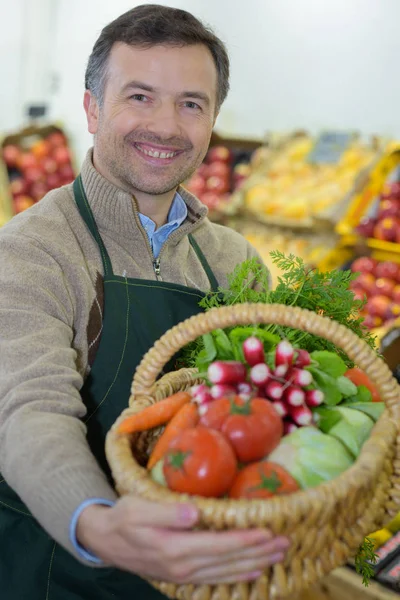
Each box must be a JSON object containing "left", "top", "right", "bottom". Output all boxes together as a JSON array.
[{"left": 130, "top": 198, "right": 205, "bottom": 282}]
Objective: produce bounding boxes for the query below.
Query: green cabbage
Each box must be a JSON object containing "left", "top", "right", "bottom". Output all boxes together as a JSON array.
[
  {"left": 268, "top": 426, "right": 354, "bottom": 489},
  {"left": 315, "top": 406, "right": 375, "bottom": 459}
]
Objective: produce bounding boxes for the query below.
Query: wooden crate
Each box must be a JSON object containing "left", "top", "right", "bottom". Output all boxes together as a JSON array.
[{"left": 294, "top": 568, "right": 399, "bottom": 600}]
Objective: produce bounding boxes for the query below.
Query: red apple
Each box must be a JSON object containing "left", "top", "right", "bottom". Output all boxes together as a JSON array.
[
  {"left": 355, "top": 217, "right": 377, "bottom": 238},
  {"left": 17, "top": 153, "right": 38, "bottom": 172},
  {"left": 381, "top": 183, "right": 400, "bottom": 200},
  {"left": 352, "top": 290, "right": 367, "bottom": 302},
  {"left": 9, "top": 178, "right": 28, "bottom": 197},
  {"left": 387, "top": 303, "right": 400, "bottom": 322},
  {"left": 207, "top": 146, "right": 232, "bottom": 164},
  {"left": 200, "top": 192, "right": 221, "bottom": 210},
  {"left": 352, "top": 273, "right": 376, "bottom": 295},
  {"left": 46, "top": 172, "right": 62, "bottom": 189},
  {"left": 52, "top": 146, "right": 71, "bottom": 165},
  {"left": 392, "top": 285, "right": 400, "bottom": 303},
  {"left": 46, "top": 131, "right": 66, "bottom": 148},
  {"left": 207, "top": 161, "right": 230, "bottom": 178},
  {"left": 373, "top": 217, "right": 400, "bottom": 242},
  {"left": 375, "top": 261, "right": 400, "bottom": 281},
  {"left": 378, "top": 199, "right": 400, "bottom": 219},
  {"left": 2, "top": 144, "right": 21, "bottom": 168},
  {"left": 30, "top": 181, "right": 48, "bottom": 202},
  {"left": 13, "top": 195, "right": 35, "bottom": 214},
  {"left": 42, "top": 157, "right": 58, "bottom": 174},
  {"left": 351, "top": 257, "right": 378, "bottom": 275},
  {"left": 363, "top": 314, "right": 384, "bottom": 329},
  {"left": 58, "top": 163, "right": 75, "bottom": 180},
  {"left": 186, "top": 174, "right": 206, "bottom": 196},
  {"left": 31, "top": 139, "right": 50, "bottom": 160},
  {"left": 366, "top": 295, "right": 392, "bottom": 318},
  {"left": 371, "top": 277, "right": 396, "bottom": 298},
  {"left": 196, "top": 163, "right": 209, "bottom": 178},
  {"left": 24, "top": 167, "right": 45, "bottom": 185},
  {"left": 206, "top": 175, "right": 229, "bottom": 194}
]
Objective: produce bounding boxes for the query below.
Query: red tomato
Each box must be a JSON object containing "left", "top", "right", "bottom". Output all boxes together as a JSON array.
[
  {"left": 344, "top": 368, "right": 381, "bottom": 402},
  {"left": 163, "top": 427, "right": 237, "bottom": 497},
  {"left": 200, "top": 396, "right": 283, "bottom": 463},
  {"left": 229, "top": 461, "right": 299, "bottom": 499}
]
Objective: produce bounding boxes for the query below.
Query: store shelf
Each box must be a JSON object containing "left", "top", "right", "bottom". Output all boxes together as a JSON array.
[{"left": 297, "top": 568, "right": 399, "bottom": 600}]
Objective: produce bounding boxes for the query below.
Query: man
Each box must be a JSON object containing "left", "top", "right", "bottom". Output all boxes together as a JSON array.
[{"left": 0, "top": 5, "right": 289, "bottom": 599}]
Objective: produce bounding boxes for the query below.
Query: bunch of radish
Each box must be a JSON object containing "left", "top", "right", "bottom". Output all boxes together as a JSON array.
[{"left": 191, "top": 337, "right": 324, "bottom": 433}]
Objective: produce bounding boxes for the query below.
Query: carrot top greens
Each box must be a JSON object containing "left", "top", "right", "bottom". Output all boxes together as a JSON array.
[{"left": 179, "top": 251, "right": 377, "bottom": 370}]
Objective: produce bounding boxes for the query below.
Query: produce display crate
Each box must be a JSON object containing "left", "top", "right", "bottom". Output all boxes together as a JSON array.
[
  {"left": 106, "top": 303, "right": 400, "bottom": 600},
  {"left": 301, "top": 567, "right": 400, "bottom": 600},
  {"left": 235, "top": 132, "right": 386, "bottom": 231},
  {"left": 0, "top": 123, "right": 76, "bottom": 218}
]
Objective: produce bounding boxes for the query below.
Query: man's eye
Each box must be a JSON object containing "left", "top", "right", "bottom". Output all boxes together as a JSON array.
[
  {"left": 130, "top": 94, "right": 148, "bottom": 102},
  {"left": 184, "top": 101, "right": 201, "bottom": 110}
]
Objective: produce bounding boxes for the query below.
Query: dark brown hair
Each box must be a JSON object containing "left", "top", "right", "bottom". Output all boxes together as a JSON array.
[{"left": 85, "top": 4, "right": 230, "bottom": 110}]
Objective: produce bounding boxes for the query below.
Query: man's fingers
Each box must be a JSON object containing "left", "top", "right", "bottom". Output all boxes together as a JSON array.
[
  {"left": 186, "top": 552, "right": 285, "bottom": 585},
  {"left": 191, "top": 537, "right": 290, "bottom": 571},
  {"left": 118, "top": 496, "right": 199, "bottom": 529},
  {"left": 165, "top": 528, "right": 274, "bottom": 557}
]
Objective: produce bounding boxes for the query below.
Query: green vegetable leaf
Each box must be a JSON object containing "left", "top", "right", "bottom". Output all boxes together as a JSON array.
[
  {"left": 311, "top": 351, "right": 347, "bottom": 378},
  {"left": 355, "top": 537, "right": 377, "bottom": 587},
  {"left": 314, "top": 407, "right": 343, "bottom": 433},
  {"left": 336, "top": 376, "right": 358, "bottom": 397},
  {"left": 203, "top": 333, "right": 217, "bottom": 362},
  {"left": 341, "top": 402, "right": 385, "bottom": 422},
  {"left": 213, "top": 329, "right": 234, "bottom": 360},
  {"left": 345, "top": 385, "right": 373, "bottom": 404},
  {"left": 325, "top": 407, "right": 375, "bottom": 458},
  {"left": 308, "top": 367, "right": 343, "bottom": 405}
]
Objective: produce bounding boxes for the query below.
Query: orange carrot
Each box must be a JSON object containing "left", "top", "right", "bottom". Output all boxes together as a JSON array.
[
  {"left": 147, "top": 402, "right": 199, "bottom": 469},
  {"left": 118, "top": 391, "right": 191, "bottom": 435}
]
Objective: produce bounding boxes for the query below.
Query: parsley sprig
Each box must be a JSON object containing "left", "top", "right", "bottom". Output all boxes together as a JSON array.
[{"left": 355, "top": 537, "right": 378, "bottom": 587}]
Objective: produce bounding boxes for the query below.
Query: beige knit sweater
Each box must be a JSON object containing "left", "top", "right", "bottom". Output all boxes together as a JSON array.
[{"left": 0, "top": 150, "right": 262, "bottom": 561}]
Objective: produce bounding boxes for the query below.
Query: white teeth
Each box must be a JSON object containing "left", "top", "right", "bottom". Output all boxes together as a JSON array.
[{"left": 136, "top": 145, "right": 177, "bottom": 159}]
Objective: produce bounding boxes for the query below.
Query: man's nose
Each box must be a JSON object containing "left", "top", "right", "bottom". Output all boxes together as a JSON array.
[{"left": 146, "top": 101, "right": 182, "bottom": 141}]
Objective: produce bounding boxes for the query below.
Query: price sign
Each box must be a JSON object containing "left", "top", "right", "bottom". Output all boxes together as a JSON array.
[{"left": 307, "top": 131, "right": 353, "bottom": 164}]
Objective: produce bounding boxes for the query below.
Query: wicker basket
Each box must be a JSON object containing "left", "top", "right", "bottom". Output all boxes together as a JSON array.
[{"left": 105, "top": 303, "right": 400, "bottom": 600}]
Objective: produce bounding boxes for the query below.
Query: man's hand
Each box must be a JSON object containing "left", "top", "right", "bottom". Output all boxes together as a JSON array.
[{"left": 76, "top": 496, "right": 290, "bottom": 585}]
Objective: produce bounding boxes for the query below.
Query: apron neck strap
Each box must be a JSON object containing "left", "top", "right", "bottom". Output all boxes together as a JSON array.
[
  {"left": 73, "top": 176, "right": 114, "bottom": 277},
  {"left": 73, "top": 176, "right": 219, "bottom": 291},
  {"left": 188, "top": 234, "right": 219, "bottom": 292}
]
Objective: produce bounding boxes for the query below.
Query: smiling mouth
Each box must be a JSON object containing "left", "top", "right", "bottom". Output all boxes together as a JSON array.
[{"left": 134, "top": 143, "right": 182, "bottom": 159}]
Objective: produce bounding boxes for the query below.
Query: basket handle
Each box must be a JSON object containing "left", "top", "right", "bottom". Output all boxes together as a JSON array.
[{"left": 131, "top": 303, "right": 400, "bottom": 419}]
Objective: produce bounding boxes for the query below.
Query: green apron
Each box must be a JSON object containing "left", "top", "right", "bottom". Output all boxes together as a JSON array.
[{"left": 0, "top": 175, "right": 219, "bottom": 600}]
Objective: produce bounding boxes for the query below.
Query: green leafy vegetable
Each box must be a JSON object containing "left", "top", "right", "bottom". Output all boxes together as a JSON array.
[
  {"left": 355, "top": 537, "right": 377, "bottom": 587},
  {"left": 308, "top": 368, "right": 343, "bottom": 406},
  {"left": 179, "top": 253, "right": 378, "bottom": 370},
  {"left": 311, "top": 351, "right": 347, "bottom": 378},
  {"left": 336, "top": 376, "right": 358, "bottom": 397},
  {"left": 341, "top": 402, "right": 384, "bottom": 422},
  {"left": 315, "top": 406, "right": 374, "bottom": 458},
  {"left": 268, "top": 427, "right": 354, "bottom": 489},
  {"left": 346, "top": 385, "right": 373, "bottom": 404}
]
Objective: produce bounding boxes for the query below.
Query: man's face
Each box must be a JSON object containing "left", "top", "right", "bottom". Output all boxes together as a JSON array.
[{"left": 85, "top": 42, "right": 218, "bottom": 196}]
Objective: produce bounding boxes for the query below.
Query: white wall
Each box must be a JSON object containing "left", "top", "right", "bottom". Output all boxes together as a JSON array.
[
  {"left": 0, "top": 1, "right": 25, "bottom": 133},
  {"left": 4, "top": 0, "right": 400, "bottom": 162}
]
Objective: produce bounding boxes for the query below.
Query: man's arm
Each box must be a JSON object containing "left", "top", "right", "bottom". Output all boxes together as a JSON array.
[{"left": 0, "top": 231, "right": 117, "bottom": 561}]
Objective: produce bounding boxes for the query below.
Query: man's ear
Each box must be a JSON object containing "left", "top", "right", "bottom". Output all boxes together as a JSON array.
[
  {"left": 83, "top": 90, "right": 99, "bottom": 134},
  {"left": 213, "top": 109, "right": 220, "bottom": 128}
]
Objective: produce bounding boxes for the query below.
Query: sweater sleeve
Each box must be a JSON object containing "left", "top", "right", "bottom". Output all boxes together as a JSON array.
[{"left": 0, "top": 231, "right": 117, "bottom": 563}]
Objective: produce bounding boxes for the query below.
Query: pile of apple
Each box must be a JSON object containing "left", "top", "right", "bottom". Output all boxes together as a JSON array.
[
  {"left": 350, "top": 256, "right": 400, "bottom": 329},
  {"left": 2, "top": 129, "right": 75, "bottom": 214},
  {"left": 356, "top": 181, "right": 400, "bottom": 244},
  {"left": 185, "top": 145, "right": 251, "bottom": 211}
]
